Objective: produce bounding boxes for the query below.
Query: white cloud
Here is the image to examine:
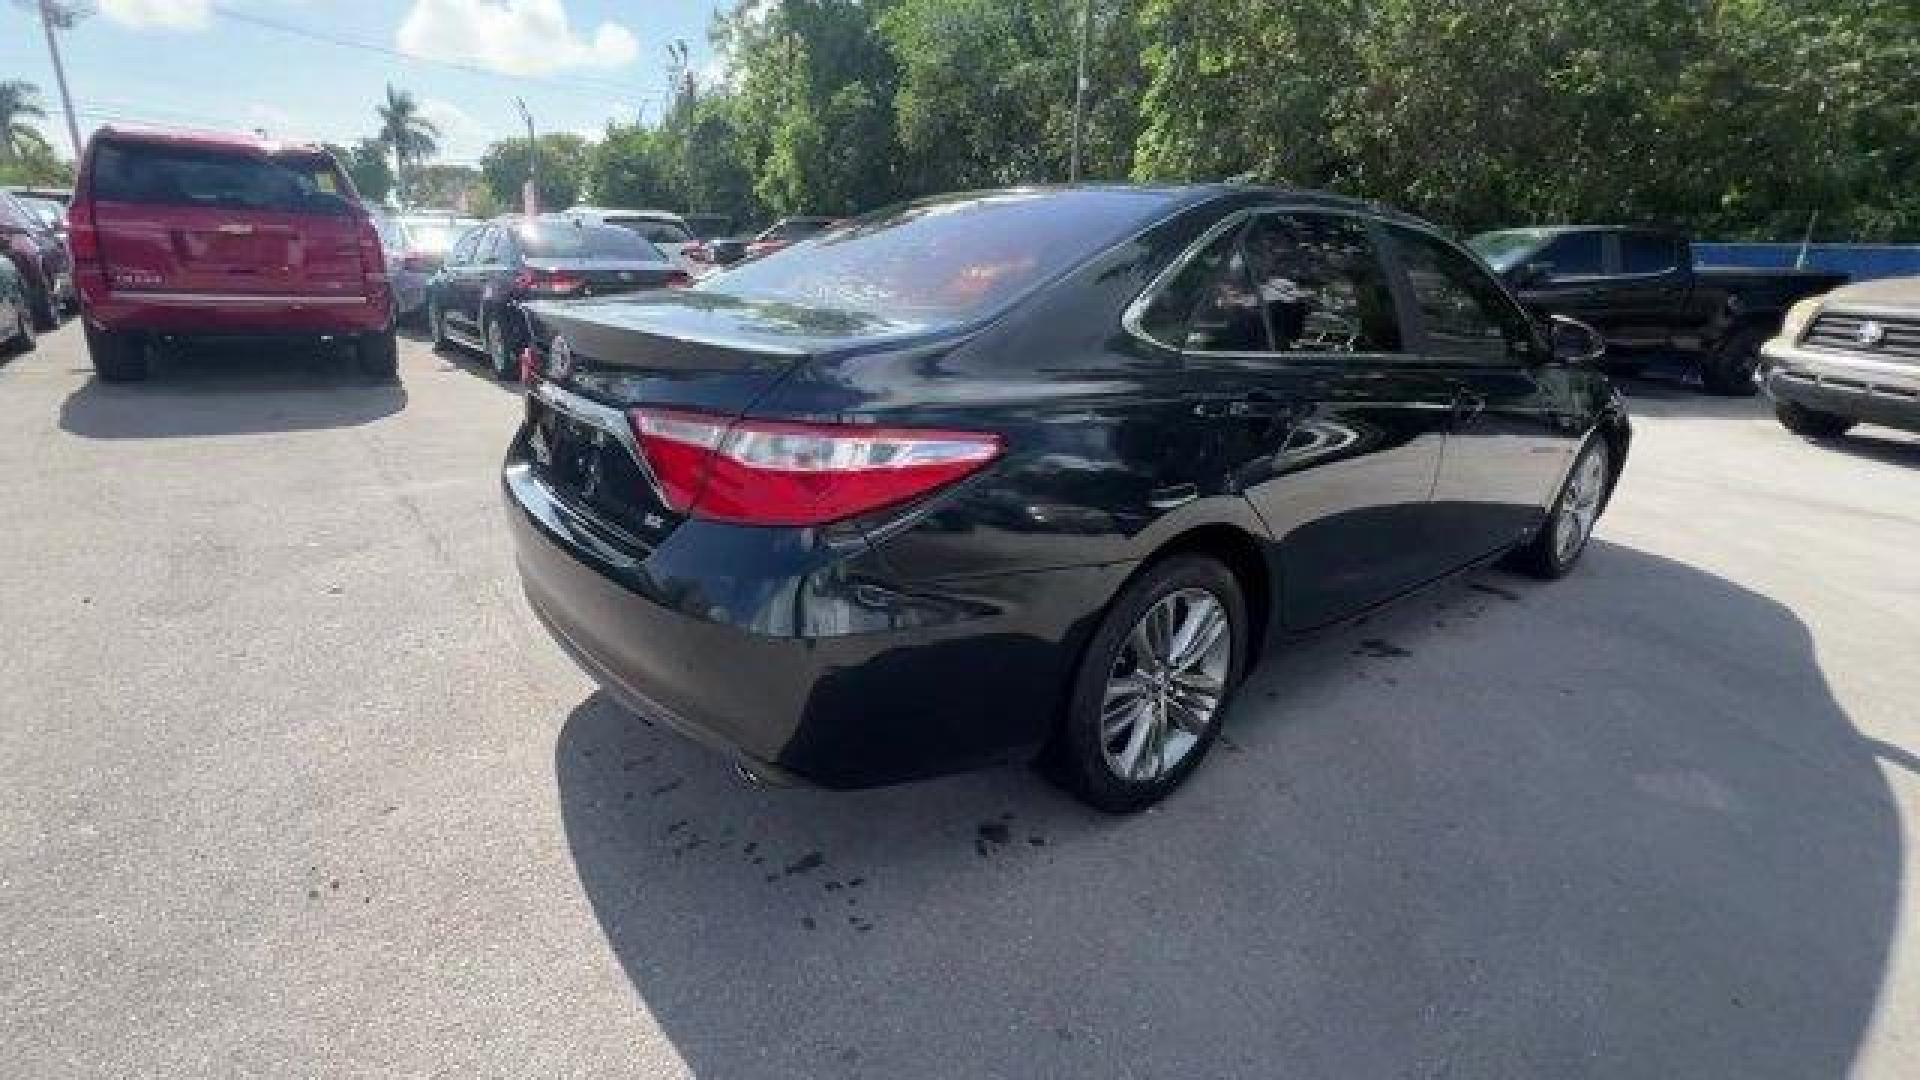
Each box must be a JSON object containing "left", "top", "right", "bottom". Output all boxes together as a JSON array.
[
  {"left": 395, "top": 0, "right": 639, "bottom": 77},
  {"left": 417, "top": 98, "right": 487, "bottom": 162},
  {"left": 99, "top": 0, "right": 212, "bottom": 30}
]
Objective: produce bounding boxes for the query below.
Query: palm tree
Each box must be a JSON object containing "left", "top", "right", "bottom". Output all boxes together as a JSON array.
[
  {"left": 376, "top": 84, "right": 440, "bottom": 207},
  {"left": 0, "top": 80, "right": 49, "bottom": 163}
]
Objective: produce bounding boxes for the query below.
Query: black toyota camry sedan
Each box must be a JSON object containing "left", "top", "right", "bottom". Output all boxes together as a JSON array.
[{"left": 503, "top": 185, "right": 1629, "bottom": 811}]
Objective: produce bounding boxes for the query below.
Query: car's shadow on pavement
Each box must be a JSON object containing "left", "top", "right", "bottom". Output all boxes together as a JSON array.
[
  {"left": 554, "top": 541, "right": 1896, "bottom": 1078},
  {"left": 57, "top": 340, "right": 407, "bottom": 439}
]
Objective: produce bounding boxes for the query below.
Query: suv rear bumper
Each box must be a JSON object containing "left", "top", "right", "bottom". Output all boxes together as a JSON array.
[
  {"left": 80, "top": 283, "right": 391, "bottom": 336},
  {"left": 1762, "top": 338, "right": 1920, "bottom": 434},
  {"left": 503, "top": 438, "right": 1128, "bottom": 789}
]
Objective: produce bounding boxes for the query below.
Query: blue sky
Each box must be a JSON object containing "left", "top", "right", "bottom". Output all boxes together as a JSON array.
[{"left": 0, "top": 0, "right": 735, "bottom": 164}]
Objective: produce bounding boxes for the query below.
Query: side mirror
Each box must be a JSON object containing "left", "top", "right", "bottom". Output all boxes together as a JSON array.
[{"left": 1547, "top": 314, "right": 1606, "bottom": 366}]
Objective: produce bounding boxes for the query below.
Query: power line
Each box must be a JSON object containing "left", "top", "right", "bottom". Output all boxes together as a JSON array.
[{"left": 205, "top": 4, "right": 669, "bottom": 107}]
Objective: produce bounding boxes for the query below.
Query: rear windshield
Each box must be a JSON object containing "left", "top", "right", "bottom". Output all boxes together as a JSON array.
[
  {"left": 516, "top": 221, "right": 660, "bottom": 260},
  {"left": 91, "top": 142, "right": 353, "bottom": 216},
  {"left": 705, "top": 191, "right": 1173, "bottom": 320},
  {"left": 607, "top": 217, "right": 692, "bottom": 245},
  {"left": 397, "top": 218, "right": 479, "bottom": 254}
]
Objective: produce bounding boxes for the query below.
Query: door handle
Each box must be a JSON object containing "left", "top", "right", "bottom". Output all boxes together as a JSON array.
[
  {"left": 1452, "top": 390, "right": 1487, "bottom": 425},
  {"left": 1194, "top": 394, "right": 1301, "bottom": 423}
]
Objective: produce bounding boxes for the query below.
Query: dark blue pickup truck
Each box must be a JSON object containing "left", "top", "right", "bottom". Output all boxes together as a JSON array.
[{"left": 1470, "top": 226, "right": 1847, "bottom": 394}]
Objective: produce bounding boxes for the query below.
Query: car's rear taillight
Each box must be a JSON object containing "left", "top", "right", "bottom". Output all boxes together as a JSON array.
[
  {"left": 629, "top": 408, "right": 1003, "bottom": 527},
  {"left": 519, "top": 345, "right": 540, "bottom": 383},
  {"left": 66, "top": 199, "right": 98, "bottom": 263},
  {"left": 665, "top": 269, "right": 692, "bottom": 289},
  {"left": 355, "top": 216, "right": 387, "bottom": 282},
  {"left": 514, "top": 268, "right": 582, "bottom": 294},
  {"left": 685, "top": 243, "right": 712, "bottom": 263},
  {"left": 400, "top": 251, "right": 437, "bottom": 273}
]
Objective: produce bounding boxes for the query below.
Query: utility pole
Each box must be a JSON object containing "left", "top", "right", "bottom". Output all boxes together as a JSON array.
[
  {"left": 1068, "top": 0, "right": 1094, "bottom": 182},
  {"left": 515, "top": 97, "right": 538, "bottom": 215},
  {"left": 35, "top": 0, "right": 85, "bottom": 162}
]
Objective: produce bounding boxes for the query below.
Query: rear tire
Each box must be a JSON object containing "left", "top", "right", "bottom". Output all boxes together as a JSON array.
[
  {"left": 1775, "top": 400, "right": 1854, "bottom": 441},
  {"left": 86, "top": 323, "right": 149, "bottom": 382},
  {"left": 484, "top": 313, "right": 518, "bottom": 381},
  {"left": 1701, "top": 326, "right": 1767, "bottom": 396},
  {"left": 3, "top": 307, "right": 34, "bottom": 356},
  {"left": 1051, "top": 554, "right": 1246, "bottom": 813},
  {"left": 1508, "top": 437, "right": 1610, "bottom": 579},
  {"left": 28, "top": 278, "right": 58, "bottom": 332},
  {"left": 355, "top": 328, "right": 399, "bottom": 382}
]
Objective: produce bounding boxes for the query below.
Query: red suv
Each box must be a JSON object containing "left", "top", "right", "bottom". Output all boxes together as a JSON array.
[{"left": 67, "top": 126, "right": 397, "bottom": 381}]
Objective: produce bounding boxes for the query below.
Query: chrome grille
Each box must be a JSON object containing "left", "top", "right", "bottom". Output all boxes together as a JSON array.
[{"left": 1804, "top": 311, "right": 1920, "bottom": 363}]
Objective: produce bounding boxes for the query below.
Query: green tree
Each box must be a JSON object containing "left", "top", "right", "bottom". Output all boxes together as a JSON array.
[
  {"left": 376, "top": 85, "right": 440, "bottom": 207},
  {"left": 588, "top": 124, "right": 681, "bottom": 209},
  {"left": 327, "top": 139, "right": 395, "bottom": 205},
  {"left": 0, "top": 138, "right": 71, "bottom": 187},
  {"left": 0, "top": 80, "right": 50, "bottom": 163},
  {"left": 883, "top": 0, "right": 1144, "bottom": 191},
  {"left": 411, "top": 163, "right": 483, "bottom": 211},
  {"left": 479, "top": 133, "right": 591, "bottom": 211}
]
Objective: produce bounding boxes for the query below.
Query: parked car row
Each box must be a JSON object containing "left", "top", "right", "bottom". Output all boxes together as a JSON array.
[{"left": 2, "top": 186, "right": 75, "bottom": 331}]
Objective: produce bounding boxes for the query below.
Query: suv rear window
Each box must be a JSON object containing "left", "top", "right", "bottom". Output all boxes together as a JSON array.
[
  {"left": 91, "top": 142, "right": 353, "bottom": 216},
  {"left": 515, "top": 221, "right": 659, "bottom": 260}
]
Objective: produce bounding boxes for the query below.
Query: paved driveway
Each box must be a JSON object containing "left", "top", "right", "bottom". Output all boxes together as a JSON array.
[{"left": 3, "top": 327, "right": 1918, "bottom": 1077}]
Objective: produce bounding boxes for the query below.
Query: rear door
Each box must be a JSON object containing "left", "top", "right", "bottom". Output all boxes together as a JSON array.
[
  {"left": 1151, "top": 209, "right": 1457, "bottom": 629},
  {"left": 1603, "top": 230, "right": 1691, "bottom": 352},
  {"left": 1384, "top": 223, "right": 1580, "bottom": 567},
  {"left": 89, "top": 140, "right": 365, "bottom": 298}
]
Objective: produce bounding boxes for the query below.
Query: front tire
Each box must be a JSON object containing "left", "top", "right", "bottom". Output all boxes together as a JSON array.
[
  {"left": 86, "top": 323, "right": 149, "bottom": 382},
  {"left": 1701, "top": 326, "right": 1767, "bottom": 396},
  {"left": 1052, "top": 555, "right": 1246, "bottom": 813},
  {"left": 1775, "top": 400, "right": 1854, "bottom": 441},
  {"left": 428, "top": 296, "right": 450, "bottom": 351},
  {"left": 1509, "top": 437, "right": 1610, "bottom": 579}
]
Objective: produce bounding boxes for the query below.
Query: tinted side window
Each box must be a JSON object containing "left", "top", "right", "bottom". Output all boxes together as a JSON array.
[
  {"left": 1539, "top": 232, "right": 1604, "bottom": 276},
  {"left": 1621, "top": 233, "right": 1679, "bottom": 274},
  {"left": 1242, "top": 213, "right": 1402, "bottom": 353},
  {"left": 91, "top": 142, "right": 352, "bottom": 215},
  {"left": 1133, "top": 222, "right": 1266, "bottom": 352},
  {"left": 1389, "top": 225, "right": 1538, "bottom": 363}
]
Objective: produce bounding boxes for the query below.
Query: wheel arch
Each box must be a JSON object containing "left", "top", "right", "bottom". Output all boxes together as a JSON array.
[{"left": 1133, "top": 521, "right": 1278, "bottom": 676}]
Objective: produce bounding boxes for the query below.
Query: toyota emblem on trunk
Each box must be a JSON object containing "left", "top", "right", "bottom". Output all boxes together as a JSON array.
[
  {"left": 547, "top": 335, "right": 574, "bottom": 380},
  {"left": 1856, "top": 321, "right": 1887, "bottom": 348}
]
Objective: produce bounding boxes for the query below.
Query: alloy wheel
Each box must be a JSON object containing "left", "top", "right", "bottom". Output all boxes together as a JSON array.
[
  {"left": 1553, "top": 445, "right": 1609, "bottom": 563},
  {"left": 1100, "top": 588, "right": 1232, "bottom": 783}
]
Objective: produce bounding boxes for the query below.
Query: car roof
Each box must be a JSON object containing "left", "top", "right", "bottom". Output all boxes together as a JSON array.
[
  {"left": 90, "top": 123, "right": 329, "bottom": 158},
  {"left": 568, "top": 207, "right": 685, "bottom": 223}
]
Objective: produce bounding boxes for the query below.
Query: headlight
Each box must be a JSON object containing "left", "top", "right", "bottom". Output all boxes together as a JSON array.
[{"left": 1780, "top": 296, "right": 1823, "bottom": 342}]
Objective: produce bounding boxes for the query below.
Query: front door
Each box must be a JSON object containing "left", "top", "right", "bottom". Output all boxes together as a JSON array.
[
  {"left": 1384, "top": 223, "right": 1582, "bottom": 566},
  {"left": 1146, "top": 209, "right": 1456, "bottom": 629}
]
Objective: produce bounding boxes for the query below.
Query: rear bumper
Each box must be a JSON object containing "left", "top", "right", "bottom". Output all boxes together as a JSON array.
[
  {"left": 1762, "top": 338, "right": 1920, "bottom": 434},
  {"left": 79, "top": 277, "right": 392, "bottom": 336},
  {"left": 503, "top": 440, "right": 1127, "bottom": 789}
]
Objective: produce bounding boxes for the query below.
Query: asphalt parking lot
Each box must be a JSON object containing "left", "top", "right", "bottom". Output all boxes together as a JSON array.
[{"left": 3, "top": 324, "right": 1919, "bottom": 1078}]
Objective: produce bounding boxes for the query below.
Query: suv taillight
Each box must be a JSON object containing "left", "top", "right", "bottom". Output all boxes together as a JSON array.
[
  {"left": 514, "top": 268, "right": 582, "bottom": 294},
  {"left": 66, "top": 199, "right": 97, "bottom": 263},
  {"left": 629, "top": 408, "right": 1003, "bottom": 527},
  {"left": 355, "top": 216, "right": 387, "bottom": 282}
]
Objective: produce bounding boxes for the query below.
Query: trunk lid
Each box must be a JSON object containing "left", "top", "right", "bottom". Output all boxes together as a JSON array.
[
  {"left": 519, "top": 291, "right": 949, "bottom": 548},
  {"left": 87, "top": 139, "right": 368, "bottom": 298}
]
